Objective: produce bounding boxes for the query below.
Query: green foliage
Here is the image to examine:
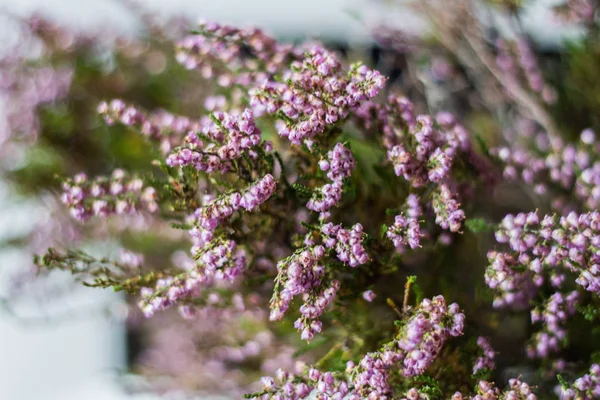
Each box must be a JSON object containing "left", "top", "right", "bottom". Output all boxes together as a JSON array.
[{"left": 465, "top": 218, "right": 497, "bottom": 233}]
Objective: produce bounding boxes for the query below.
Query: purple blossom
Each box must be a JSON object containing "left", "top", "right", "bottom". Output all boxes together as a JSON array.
[
  {"left": 386, "top": 194, "right": 423, "bottom": 251},
  {"left": 362, "top": 290, "right": 376, "bottom": 302},
  {"left": 138, "top": 238, "right": 246, "bottom": 317},
  {"left": 528, "top": 291, "right": 579, "bottom": 358},
  {"left": 473, "top": 337, "right": 496, "bottom": 374},
  {"left": 98, "top": 99, "right": 199, "bottom": 154},
  {"left": 60, "top": 170, "right": 158, "bottom": 221},
  {"left": 560, "top": 364, "right": 600, "bottom": 400},
  {"left": 321, "top": 142, "right": 355, "bottom": 181},
  {"left": 166, "top": 108, "right": 265, "bottom": 173},
  {"left": 321, "top": 222, "right": 369, "bottom": 267},
  {"left": 250, "top": 46, "right": 385, "bottom": 145},
  {"left": 189, "top": 174, "right": 277, "bottom": 249}
]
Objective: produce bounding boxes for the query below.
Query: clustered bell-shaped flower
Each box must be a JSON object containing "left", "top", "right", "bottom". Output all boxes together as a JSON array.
[
  {"left": 452, "top": 379, "right": 537, "bottom": 400},
  {"left": 97, "top": 99, "right": 201, "bottom": 154},
  {"left": 528, "top": 290, "right": 579, "bottom": 359},
  {"left": 307, "top": 142, "right": 355, "bottom": 215},
  {"left": 60, "top": 169, "right": 158, "bottom": 221},
  {"left": 386, "top": 113, "right": 469, "bottom": 232},
  {"left": 250, "top": 46, "right": 385, "bottom": 146},
  {"left": 488, "top": 210, "right": 600, "bottom": 302},
  {"left": 255, "top": 295, "right": 465, "bottom": 400},
  {"left": 321, "top": 222, "right": 369, "bottom": 267},
  {"left": 138, "top": 238, "right": 246, "bottom": 317},
  {"left": 166, "top": 108, "right": 265, "bottom": 173},
  {"left": 357, "top": 96, "right": 484, "bottom": 234},
  {"left": 473, "top": 336, "right": 496, "bottom": 374},
  {"left": 268, "top": 241, "right": 339, "bottom": 340},
  {"left": 493, "top": 129, "right": 600, "bottom": 211},
  {"left": 386, "top": 194, "right": 423, "bottom": 251},
  {"left": 175, "top": 20, "right": 303, "bottom": 87},
  {"left": 319, "top": 142, "right": 355, "bottom": 181},
  {"left": 188, "top": 174, "right": 277, "bottom": 248},
  {"left": 432, "top": 183, "right": 465, "bottom": 233},
  {"left": 255, "top": 367, "right": 357, "bottom": 400},
  {"left": 352, "top": 296, "right": 464, "bottom": 397},
  {"left": 560, "top": 363, "right": 600, "bottom": 400}
]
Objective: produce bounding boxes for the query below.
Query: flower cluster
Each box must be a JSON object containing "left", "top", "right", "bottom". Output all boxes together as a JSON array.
[
  {"left": 432, "top": 184, "right": 465, "bottom": 233},
  {"left": 473, "top": 336, "right": 496, "bottom": 374},
  {"left": 254, "top": 295, "right": 464, "bottom": 399},
  {"left": 268, "top": 244, "right": 338, "bottom": 339},
  {"left": 307, "top": 142, "right": 355, "bottom": 215},
  {"left": 166, "top": 108, "right": 265, "bottom": 173},
  {"left": 493, "top": 129, "right": 600, "bottom": 211},
  {"left": 488, "top": 211, "right": 600, "bottom": 301},
  {"left": 528, "top": 290, "right": 579, "bottom": 359},
  {"left": 250, "top": 46, "right": 385, "bottom": 145},
  {"left": 60, "top": 170, "right": 158, "bottom": 221},
  {"left": 456, "top": 379, "right": 537, "bottom": 400},
  {"left": 175, "top": 20, "right": 302, "bottom": 87},
  {"left": 560, "top": 364, "right": 600, "bottom": 400},
  {"left": 321, "top": 222, "right": 369, "bottom": 267},
  {"left": 386, "top": 194, "right": 423, "bottom": 251},
  {"left": 138, "top": 239, "right": 246, "bottom": 317},
  {"left": 383, "top": 108, "right": 473, "bottom": 232},
  {"left": 97, "top": 99, "right": 201, "bottom": 154},
  {"left": 256, "top": 367, "right": 355, "bottom": 400},
  {"left": 188, "top": 174, "right": 277, "bottom": 248},
  {"left": 352, "top": 296, "right": 464, "bottom": 397},
  {"left": 319, "top": 142, "right": 355, "bottom": 182}
]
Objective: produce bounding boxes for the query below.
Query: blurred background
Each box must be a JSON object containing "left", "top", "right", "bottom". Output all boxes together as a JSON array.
[{"left": 0, "top": 0, "right": 584, "bottom": 399}]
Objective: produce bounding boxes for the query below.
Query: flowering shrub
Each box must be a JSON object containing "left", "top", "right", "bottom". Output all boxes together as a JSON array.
[{"left": 5, "top": 1, "right": 600, "bottom": 399}]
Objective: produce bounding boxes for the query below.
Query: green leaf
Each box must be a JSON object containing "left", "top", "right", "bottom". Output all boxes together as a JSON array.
[
  {"left": 465, "top": 217, "right": 497, "bottom": 233},
  {"left": 292, "top": 183, "right": 313, "bottom": 198}
]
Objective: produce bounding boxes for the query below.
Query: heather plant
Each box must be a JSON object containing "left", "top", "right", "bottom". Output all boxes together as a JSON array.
[{"left": 4, "top": 1, "right": 600, "bottom": 399}]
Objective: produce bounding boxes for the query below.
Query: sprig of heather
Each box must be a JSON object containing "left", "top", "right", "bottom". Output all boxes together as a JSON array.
[
  {"left": 252, "top": 295, "right": 464, "bottom": 399},
  {"left": 357, "top": 96, "right": 492, "bottom": 234},
  {"left": 307, "top": 142, "right": 355, "bottom": 215},
  {"left": 250, "top": 46, "right": 385, "bottom": 146},
  {"left": 175, "top": 20, "right": 303, "bottom": 87},
  {"left": 473, "top": 336, "right": 496, "bottom": 374},
  {"left": 496, "top": 38, "right": 557, "bottom": 105},
  {"left": 61, "top": 169, "right": 158, "bottom": 221},
  {"left": 320, "top": 222, "right": 369, "bottom": 267},
  {"left": 487, "top": 210, "right": 600, "bottom": 361},
  {"left": 386, "top": 194, "right": 423, "bottom": 251},
  {"left": 492, "top": 129, "right": 600, "bottom": 211},
  {"left": 386, "top": 113, "right": 470, "bottom": 232},
  {"left": 188, "top": 174, "right": 277, "bottom": 248},
  {"left": 488, "top": 210, "right": 600, "bottom": 300},
  {"left": 268, "top": 242, "right": 335, "bottom": 339},
  {"left": 166, "top": 108, "right": 267, "bottom": 174},
  {"left": 33, "top": 247, "right": 160, "bottom": 294},
  {"left": 138, "top": 237, "right": 246, "bottom": 317},
  {"left": 97, "top": 99, "right": 202, "bottom": 154},
  {"left": 528, "top": 291, "right": 579, "bottom": 358},
  {"left": 450, "top": 378, "right": 537, "bottom": 400},
  {"left": 559, "top": 364, "right": 600, "bottom": 399}
]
